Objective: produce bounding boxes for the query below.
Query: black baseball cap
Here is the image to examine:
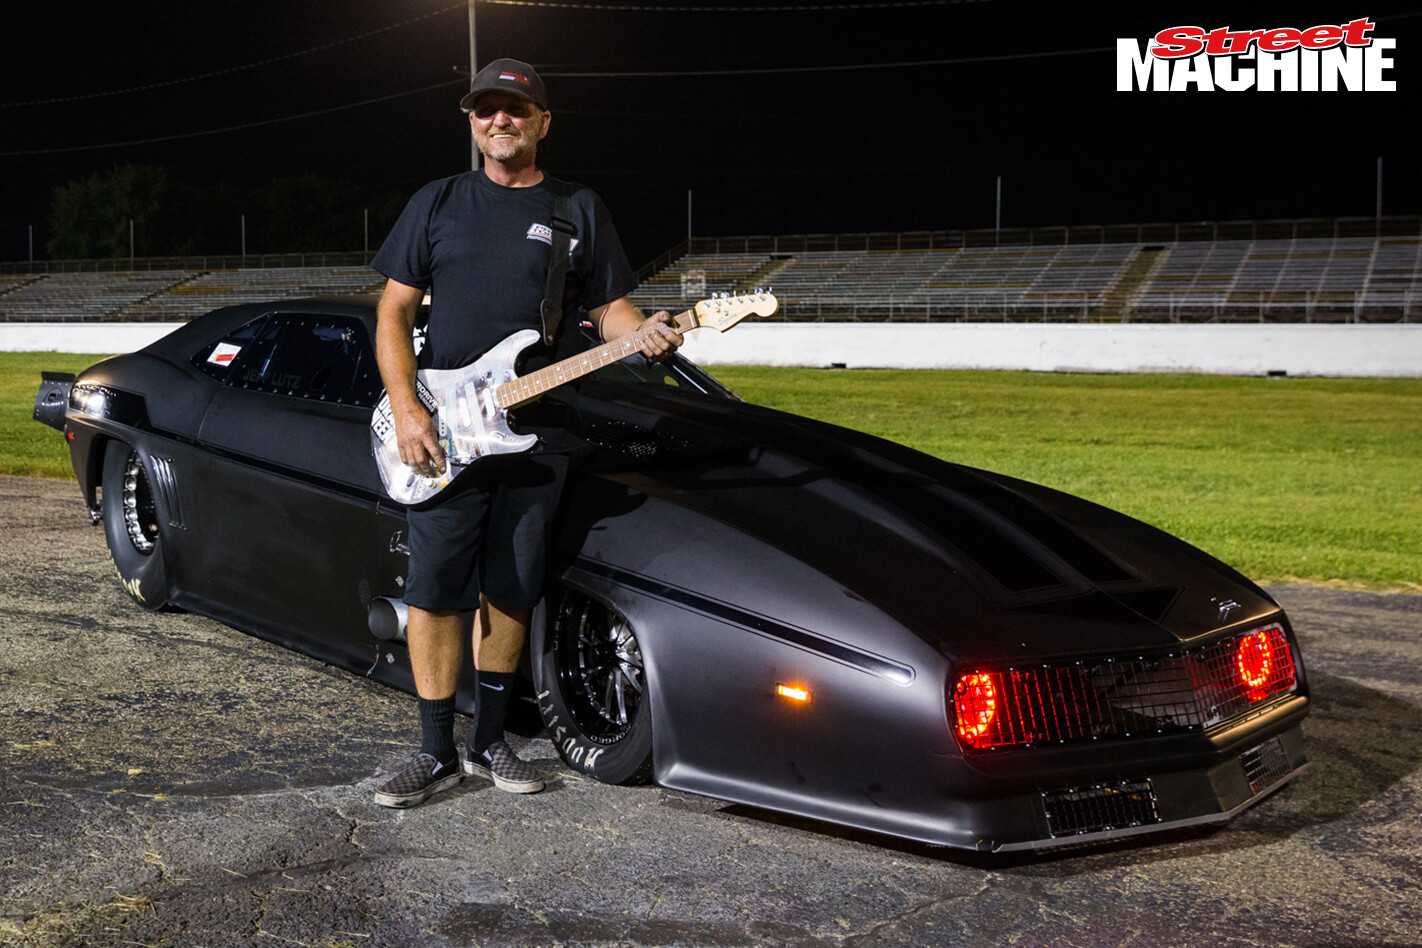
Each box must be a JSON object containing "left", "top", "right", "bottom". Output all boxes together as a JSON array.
[{"left": 460, "top": 59, "right": 548, "bottom": 111}]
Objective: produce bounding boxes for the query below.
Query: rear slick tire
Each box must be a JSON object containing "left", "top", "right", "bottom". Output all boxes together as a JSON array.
[{"left": 101, "top": 443, "right": 172, "bottom": 610}]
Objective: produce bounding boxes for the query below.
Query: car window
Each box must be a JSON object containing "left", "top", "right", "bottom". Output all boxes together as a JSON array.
[
  {"left": 220, "top": 314, "right": 383, "bottom": 407},
  {"left": 191, "top": 315, "right": 268, "bottom": 383}
]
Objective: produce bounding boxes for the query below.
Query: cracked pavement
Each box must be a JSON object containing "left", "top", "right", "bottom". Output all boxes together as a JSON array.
[{"left": 2, "top": 475, "right": 1420, "bottom": 947}]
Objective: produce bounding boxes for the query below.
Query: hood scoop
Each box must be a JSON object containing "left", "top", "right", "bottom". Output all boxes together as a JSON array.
[{"left": 1007, "top": 587, "right": 1182, "bottom": 625}]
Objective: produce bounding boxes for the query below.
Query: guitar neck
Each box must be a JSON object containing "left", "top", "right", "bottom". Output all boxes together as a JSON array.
[{"left": 495, "top": 309, "right": 699, "bottom": 410}]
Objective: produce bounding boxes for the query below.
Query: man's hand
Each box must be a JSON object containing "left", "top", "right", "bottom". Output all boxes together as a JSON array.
[
  {"left": 590, "top": 298, "right": 684, "bottom": 361},
  {"left": 633, "top": 310, "right": 683, "bottom": 363},
  {"left": 374, "top": 278, "right": 446, "bottom": 478},
  {"left": 395, "top": 401, "right": 446, "bottom": 477}
]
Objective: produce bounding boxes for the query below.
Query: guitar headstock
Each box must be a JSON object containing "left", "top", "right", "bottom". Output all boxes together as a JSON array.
[{"left": 693, "top": 288, "right": 779, "bottom": 333}]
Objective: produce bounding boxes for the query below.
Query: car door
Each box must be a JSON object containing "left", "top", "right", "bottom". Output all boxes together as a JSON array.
[{"left": 192, "top": 311, "right": 405, "bottom": 665}]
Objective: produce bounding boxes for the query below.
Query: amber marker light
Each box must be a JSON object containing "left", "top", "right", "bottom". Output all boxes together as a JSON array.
[{"left": 776, "top": 683, "right": 811, "bottom": 703}]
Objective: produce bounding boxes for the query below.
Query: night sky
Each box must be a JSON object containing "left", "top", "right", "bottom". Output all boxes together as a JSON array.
[{"left": 3, "top": 0, "right": 1419, "bottom": 267}]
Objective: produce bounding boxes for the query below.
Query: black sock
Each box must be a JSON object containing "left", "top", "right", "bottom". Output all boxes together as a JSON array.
[
  {"left": 418, "top": 695, "right": 457, "bottom": 764},
  {"left": 471, "top": 670, "right": 515, "bottom": 757}
]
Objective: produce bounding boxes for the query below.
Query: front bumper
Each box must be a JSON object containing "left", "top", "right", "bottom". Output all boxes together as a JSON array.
[{"left": 991, "top": 723, "right": 1308, "bottom": 851}]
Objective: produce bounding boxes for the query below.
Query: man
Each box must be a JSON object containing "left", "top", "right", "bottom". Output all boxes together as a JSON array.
[{"left": 370, "top": 58, "right": 682, "bottom": 808}]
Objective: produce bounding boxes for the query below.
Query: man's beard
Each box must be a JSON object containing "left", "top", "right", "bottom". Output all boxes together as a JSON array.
[{"left": 476, "top": 125, "right": 538, "bottom": 163}]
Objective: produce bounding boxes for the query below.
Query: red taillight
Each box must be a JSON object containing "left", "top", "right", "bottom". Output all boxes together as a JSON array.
[
  {"left": 954, "top": 672, "right": 998, "bottom": 746},
  {"left": 1234, "top": 624, "right": 1296, "bottom": 704},
  {"left": 1236, "top": 632, "right": 1273, "bottom": 699},
  {"left": 950, "top": 623, "right": 1300, "bottom": 753}
]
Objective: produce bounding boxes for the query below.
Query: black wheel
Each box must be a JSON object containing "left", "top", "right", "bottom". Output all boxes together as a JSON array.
[
  {"left": 101, "top": 443, "right": 172, "bottom": 610},
  {"left": 536, "top": 589, "right": 653, "bottom": 785}
]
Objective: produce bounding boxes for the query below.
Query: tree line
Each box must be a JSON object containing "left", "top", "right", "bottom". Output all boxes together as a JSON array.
[{"left": 46, "top": 164, "right": 407, "bottom": 259}]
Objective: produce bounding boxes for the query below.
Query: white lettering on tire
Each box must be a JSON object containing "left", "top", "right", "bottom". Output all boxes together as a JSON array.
[{"left": 121, "top": 575, "right": 145, "bottom": 603}]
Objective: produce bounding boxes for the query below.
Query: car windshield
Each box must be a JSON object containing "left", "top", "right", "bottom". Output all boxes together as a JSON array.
[{"left": 575, "top": 325, "right": 739, "bottom": 400}]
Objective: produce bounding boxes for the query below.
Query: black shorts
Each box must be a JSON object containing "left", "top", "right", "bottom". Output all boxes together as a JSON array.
[{"left": 404, "top": 452, "right": 570, "bottom": 612}]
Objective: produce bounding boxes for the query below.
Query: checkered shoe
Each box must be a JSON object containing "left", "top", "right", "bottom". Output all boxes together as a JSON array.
[
  {"left": 463, "top": 740, "right": 545, "bottom": 793},
  {"left": 372, "top": 753, "right": 462, "bottom": 808}
]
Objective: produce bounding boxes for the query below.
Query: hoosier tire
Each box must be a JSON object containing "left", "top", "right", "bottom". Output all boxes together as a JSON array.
[
  {"left": 101, "top": 442, "right": 172, "bottom": 610},
  {"left": 537, "top": 589, "right": 653, "bottom": 785}
]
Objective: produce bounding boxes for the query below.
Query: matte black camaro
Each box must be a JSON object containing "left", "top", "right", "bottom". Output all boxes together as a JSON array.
[{"left": 34, "top": 297, "right": 1309, "bottom": 852}]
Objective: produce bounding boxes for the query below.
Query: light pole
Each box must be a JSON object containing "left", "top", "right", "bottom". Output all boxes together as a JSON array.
[
  {"left": 468, "top": 0, "right": 479, "bottom": 171},
  {"left": 995, "top": 175, "right": 1002, "bottom": 246},
  {"left": 1376, "top": 155, "right": 1383, "bottom": 231}
]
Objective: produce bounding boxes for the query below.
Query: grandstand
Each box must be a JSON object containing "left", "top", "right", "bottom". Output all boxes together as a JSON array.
[
  {"left": 120, "top": 267, "right": 385, "bottom": 321},
  {"left": 0, "top": 262, "right": 384, "bottom": 322},
  {"left": 631, "top": 217, "right": 1421, "bottom": 322},
  {"left": 2, "top": 217, "right": 1418, "bottom": 323},
  {"left": 0, "top": 271, "right": 191, "bottom": 322}
]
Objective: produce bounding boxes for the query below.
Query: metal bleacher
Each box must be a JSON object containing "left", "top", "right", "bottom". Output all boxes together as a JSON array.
[
  {"left": 1365, "top": 237, "right": 1422, "bottom": 314},
  {"left": 118, "top": 267, "right": 385, "bottom": 321},
  {"left": 633, "top": 252, "right": 768, "bottom": 304},
  {"left": 1128, "top": 236, "right": 1411, "bottom": 321},
  {"left": 632, "top": 243, "right": 1144, "bottom": 320},
  {"left": 3, "top": 218, "right": 1419, "bottom": 323},
  {"left": 631, "top": 229, "right": 1421, "bottom": 322},
  {"left": 0, "top": 266, "right": 384, "bottom": 322},
  {"left": 0, "top": 271, "right": 192, "bottom": 322}
]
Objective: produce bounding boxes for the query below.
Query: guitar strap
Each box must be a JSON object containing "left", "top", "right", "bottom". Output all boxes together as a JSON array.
[{"left": 540, "top": 176, "right": 576, "bottom": 349}]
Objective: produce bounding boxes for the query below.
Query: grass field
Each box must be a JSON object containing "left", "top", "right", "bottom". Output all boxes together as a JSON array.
[
  {"left": 711, "top": 367, "right": 1422, "bottom": 593},
  {"left": 1, "top": 352, "right": 115, "bottom": 479},
  {"left": 4, "top": 353, "right": 1419, "bottom": 591}
]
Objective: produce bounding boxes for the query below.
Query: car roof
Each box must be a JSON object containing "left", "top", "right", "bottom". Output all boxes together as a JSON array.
[{"left": 140, "top": 297, "right": 381, "bottom": 363}]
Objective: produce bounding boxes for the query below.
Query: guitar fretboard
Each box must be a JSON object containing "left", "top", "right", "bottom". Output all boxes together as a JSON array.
[{"left": 495, "top": 309, "right": 698, "bottom": 409}]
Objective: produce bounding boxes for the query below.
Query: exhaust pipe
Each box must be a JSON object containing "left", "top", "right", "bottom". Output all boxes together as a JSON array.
[{"left": 368, "top": 596, "right": 408, "bottom": 644}]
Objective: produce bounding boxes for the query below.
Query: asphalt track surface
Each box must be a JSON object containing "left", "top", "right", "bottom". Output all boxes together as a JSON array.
[{"left": 1, "top": 474, "right": 1419, "bottom": 948}]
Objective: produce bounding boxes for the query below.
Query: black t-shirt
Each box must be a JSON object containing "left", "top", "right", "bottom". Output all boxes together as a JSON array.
[{"left": 372, "top": 170, "right": 638, "bottom": 370}]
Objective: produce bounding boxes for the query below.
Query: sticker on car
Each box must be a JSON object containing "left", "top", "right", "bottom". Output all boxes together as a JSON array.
[{"left": 207, "top": 342, "right": 242, "bottom": 365}]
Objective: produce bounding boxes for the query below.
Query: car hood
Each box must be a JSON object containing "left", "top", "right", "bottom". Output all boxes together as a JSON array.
[{"left": 577, "top": 381, "right": 1279, "bottom": 664}]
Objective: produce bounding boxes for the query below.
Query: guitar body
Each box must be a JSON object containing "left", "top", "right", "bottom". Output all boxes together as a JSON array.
[
  {"left": 370, "top": 291, "right": 778, "bottom": 504},
  {"left": 371, "top": 329, "right": 541, "bottom": 506}
]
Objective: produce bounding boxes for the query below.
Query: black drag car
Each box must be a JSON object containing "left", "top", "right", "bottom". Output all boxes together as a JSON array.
[{"left": 33, "top": 297, "right": 1309, "bottom": 852}]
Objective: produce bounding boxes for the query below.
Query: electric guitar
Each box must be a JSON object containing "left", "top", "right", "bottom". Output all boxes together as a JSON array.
[{"left": 371, "top": 289, "right": 778, "bottom": 504}]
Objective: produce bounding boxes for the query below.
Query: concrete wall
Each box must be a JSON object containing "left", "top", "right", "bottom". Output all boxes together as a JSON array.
[
  {"left": 1, "top": 323, "right": 186, "bottom": 356},
  {"left": 678, "top": 323, "right": 1421, "bottom": 377},
  {"left": 3, "top": 321, "right": 1419, "bottom": 377}
]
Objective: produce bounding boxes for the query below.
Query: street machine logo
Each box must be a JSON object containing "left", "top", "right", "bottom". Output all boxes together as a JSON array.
[{"left": 1118, "top": 17, "right": 1396, "bottom": 91}]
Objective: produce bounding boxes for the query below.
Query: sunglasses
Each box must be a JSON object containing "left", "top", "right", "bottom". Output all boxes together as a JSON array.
[{"left": 471, "top": 100, "right": 539, "bottom": 120}]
